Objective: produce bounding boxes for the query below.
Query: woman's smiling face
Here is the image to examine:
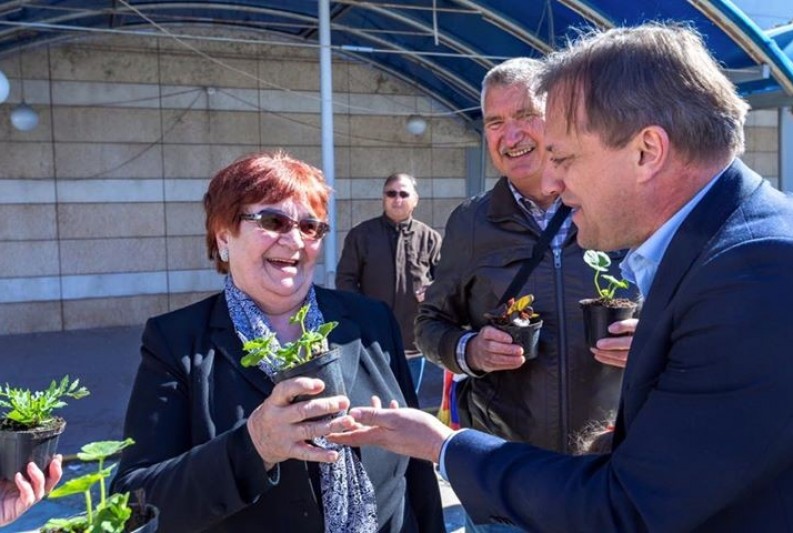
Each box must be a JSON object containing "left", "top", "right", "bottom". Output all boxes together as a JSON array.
[{"left": 217, "top": 195, "right": 323, "bottom": 313}]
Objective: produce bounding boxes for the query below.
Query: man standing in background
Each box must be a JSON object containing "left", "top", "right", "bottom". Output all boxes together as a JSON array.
[{"left": 336, "top": 173, "right": 442, "bottom": 393}]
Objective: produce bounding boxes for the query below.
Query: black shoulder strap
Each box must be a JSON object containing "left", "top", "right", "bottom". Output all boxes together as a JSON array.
[{"left": 498, "top": 204, "right": 572, "bottom": 306}]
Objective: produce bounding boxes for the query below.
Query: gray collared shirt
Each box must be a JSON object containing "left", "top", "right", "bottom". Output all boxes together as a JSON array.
[{"left": 507, "top": 180, "right": 571, "bottom": 249}]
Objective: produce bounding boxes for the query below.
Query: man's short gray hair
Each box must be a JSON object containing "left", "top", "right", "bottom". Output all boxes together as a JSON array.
[{"left": 480, "top": 57, "right": 545, "bottom": 114}]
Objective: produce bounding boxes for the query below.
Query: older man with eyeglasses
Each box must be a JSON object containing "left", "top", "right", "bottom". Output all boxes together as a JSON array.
[{"left": 336, "top": 173, "right": 442, "bottom": 394}]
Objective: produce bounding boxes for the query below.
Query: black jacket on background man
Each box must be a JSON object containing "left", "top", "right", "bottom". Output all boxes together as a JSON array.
[
  {"left": 337, "top": 215, "right": 441, "bottom": 355},
  {"left": 416, "top": 177, "right": 636, "bottom": 452}
]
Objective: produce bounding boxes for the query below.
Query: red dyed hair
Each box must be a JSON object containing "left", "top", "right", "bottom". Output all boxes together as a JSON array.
[{"left": 204, "top": 150, "right": 331, "bottom": 274}]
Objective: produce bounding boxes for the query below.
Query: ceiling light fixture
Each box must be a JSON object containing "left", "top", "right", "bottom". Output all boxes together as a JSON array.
[
  {"left": 10, "top": 48, "right": 38, "bottom": 132},
  {"left": 11, "top": 102, "right": 39, "bottom": 131},
  {"left": 406, "top": 114, "right": 427, "bottom": 136}
]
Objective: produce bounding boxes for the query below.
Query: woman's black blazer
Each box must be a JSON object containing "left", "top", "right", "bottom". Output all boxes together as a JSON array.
[{"left": 111, "top": 287, "right": 443, "bottom": 532}]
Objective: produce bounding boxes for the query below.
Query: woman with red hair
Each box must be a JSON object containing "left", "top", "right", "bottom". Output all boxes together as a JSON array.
[{"left": 112, "top": 151, "right": 443, "bottom": 533}]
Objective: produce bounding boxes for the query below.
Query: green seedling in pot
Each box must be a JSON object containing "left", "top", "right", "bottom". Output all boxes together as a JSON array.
[
  {"left": 0, "top": 376, "right": 89, "bottom": 430},
  {"left": 240, "top": 304, "right": 338, "bottom": 371},
  {"left": 583, "top": 250, "right": 630, "bottom": 301},
  {"left": 43, "top": 439, "right": 137, "bottom": 533}
]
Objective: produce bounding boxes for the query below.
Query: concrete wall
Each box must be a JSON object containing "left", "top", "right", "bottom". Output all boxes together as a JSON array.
[
  {"left": 744, "top": 109, "right": 780, "bottom": 189},
  {"left": 0, "top": 30, "right": 782, "bottom": 335},
  {"left": 0, "top": 30, "right": 479, "bottom": 334}
]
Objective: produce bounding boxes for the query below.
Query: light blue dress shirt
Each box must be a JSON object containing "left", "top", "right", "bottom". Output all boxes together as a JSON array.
[{"left": 620, "top": 165, "right": 727, "bottom": 298}]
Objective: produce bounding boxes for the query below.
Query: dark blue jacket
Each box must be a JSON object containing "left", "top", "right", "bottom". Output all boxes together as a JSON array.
[{"left": 445, "top": 160, "right": 793, "bottom": 531}]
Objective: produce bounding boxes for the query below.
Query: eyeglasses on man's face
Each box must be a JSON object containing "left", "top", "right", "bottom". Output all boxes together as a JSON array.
[
  {"left": 384, "top": 190, "right": 410, "bottom": 198},
  {"left": 239, "top": 209, "right": 330, "bottom": 240}
]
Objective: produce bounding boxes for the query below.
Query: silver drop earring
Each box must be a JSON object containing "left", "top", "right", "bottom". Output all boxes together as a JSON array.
[{"left": 219, "top": 248, "right": 229, "bottom": 262}]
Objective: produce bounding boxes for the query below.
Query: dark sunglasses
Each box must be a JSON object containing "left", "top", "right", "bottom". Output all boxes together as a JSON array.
[
  {"left": 384, "top": 190, "right": 410, "bottom": 198},
  {"left": 240, "top": 209, "right": 330, "bottom": 240}
]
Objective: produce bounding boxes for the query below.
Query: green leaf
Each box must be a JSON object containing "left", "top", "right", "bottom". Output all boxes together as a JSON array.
[
  {"left": 583, "top": 250, "right": 611, "bottom": 272},
  {"left": 290, "top": 305, "right": 309, "bottom": 326},
  {"left": 317, "top": 321, "right": 338, "bottom": 337},
  {"left": 241, "top": 335, "right": 276, "bottom": 367},
  {"left": 240, "top": 352, "right": 261, "bottom": 367},
  {"left": 66, "top": 378, "right": 90, "bottom": 400},
  {"left": 48, "top": 471, "right": 109, "bottom": 498},
  {"left": 43, "top": 439, "right": 141, "bottom": 533},
  {"left": 241, "top": 305, "right": 337, "bottom": 371},
  {"left": 78, "top": 439, "right": 136, "bottom": 462},
  {"left": 89, "top": 492, "right": 132, "bottom": 533},
  {"left": 6, "top": 411, "right": 28, "bottom": 424},
  {"left": 42, "top": 515, "right": 89, "bottom": 532},
  {"left": 0, "top": 375, "right": 89, "bottom": 427},
  {"left": 243, "top": 335, "right": 275, "bottom": 352},
  {"left": 302, "top": 331, "right": 322, "bottom": 344},
  {"left": 602, "top": 275, "right": 629, "bottom": 289}
]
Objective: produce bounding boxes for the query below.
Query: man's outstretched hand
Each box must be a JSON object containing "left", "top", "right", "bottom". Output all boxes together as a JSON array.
[{"left": 328, "top": 398, "right": 454, "bottom": 463}]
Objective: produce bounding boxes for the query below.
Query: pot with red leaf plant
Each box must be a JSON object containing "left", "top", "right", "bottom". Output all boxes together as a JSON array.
[{"left": 484, "top": 294, "right": 543, "bottom": 360}]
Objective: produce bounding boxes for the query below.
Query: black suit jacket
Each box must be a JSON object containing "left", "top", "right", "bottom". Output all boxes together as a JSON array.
[
  {"left": 445, "top": 160, "right": 793, "bottom": 531},
  {"left": 111, "top": 287, "right": 443, "bottom": 532}
]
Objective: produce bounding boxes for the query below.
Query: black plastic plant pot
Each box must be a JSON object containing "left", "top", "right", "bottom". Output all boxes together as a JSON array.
[
  {"left": 126, "top": 503, "right": 160, "bottom": 533},
  {"left": 579, "top": 298, "right": 638, "bottom": 349},
  {"left": 272, "top": 348, "right": 346, "bottom": 403},
  {"left": 0, "top": 417, "right": 65, "bottom": 482},
  {"left": 495, "top": 320, "right": 543, "bottom": 361}
]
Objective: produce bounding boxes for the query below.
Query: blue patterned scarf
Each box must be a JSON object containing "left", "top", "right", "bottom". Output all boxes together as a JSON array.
[{"left": 224, "top": 276, "right": 378, "bottom": 533}]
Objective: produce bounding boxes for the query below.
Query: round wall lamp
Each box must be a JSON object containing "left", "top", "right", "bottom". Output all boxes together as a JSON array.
[
  {"left": 0, "top": 69, "right": 9, "bottom": 104},
  {"left": 10, "top": 101, "right": 39, "bottom": 131},
  {"left": 405, "top": 114, "right": 427, "bottom": 136}
]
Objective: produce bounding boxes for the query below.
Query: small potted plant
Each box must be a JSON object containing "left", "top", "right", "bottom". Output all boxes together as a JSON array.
[
  {"left": 0, "top": 375, "right": 89, "bottom": 482},
  {"left": 579, "top": 250, "right": 637, "bottom": 348},
  {"left": 484, "top": 294, "right": 543, "bottom": 360},
  {"left": 41, "top": 438, "right": 159, "bottom": 532},
  {"left": 240, "top": 304, "right": 342, "bottom": 403}
]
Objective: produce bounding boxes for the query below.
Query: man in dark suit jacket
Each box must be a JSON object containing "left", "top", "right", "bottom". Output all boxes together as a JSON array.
[{"left": 331, "top": 23, "right": 793, "bottom": 531}]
